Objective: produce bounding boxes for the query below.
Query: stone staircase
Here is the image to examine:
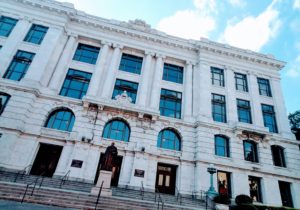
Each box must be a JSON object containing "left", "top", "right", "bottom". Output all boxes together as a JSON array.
[{"left": 0, "top": 169, "right": 209, "bottom": 210}]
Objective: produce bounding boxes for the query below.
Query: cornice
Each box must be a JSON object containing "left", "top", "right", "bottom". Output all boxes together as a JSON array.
[{"left": 9, "top": 0, "right": 286, "bottom": 70}]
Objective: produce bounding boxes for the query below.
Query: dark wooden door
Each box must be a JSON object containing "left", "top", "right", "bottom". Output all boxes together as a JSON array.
[
  {"left": 156, "top": 163, "right": 176, "bottom": 195},
  {"left": 30, "top": 144, "right": 63, "bottom": 177}
]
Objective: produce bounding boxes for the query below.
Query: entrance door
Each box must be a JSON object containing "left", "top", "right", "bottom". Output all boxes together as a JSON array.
[
  {"left": 30, "top": 143, "right": 63, "bottom": 177},
  {"left": 94, "top": 153, "right": 123, "bottom": 187},
  {"left": 156, "top": 163, "right": 177, "bottom": 195}
]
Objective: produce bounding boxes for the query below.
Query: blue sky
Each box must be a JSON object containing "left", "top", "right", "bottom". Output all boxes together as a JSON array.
[{"left": 57, "top": 0, "right": 300, "bottom": 114}]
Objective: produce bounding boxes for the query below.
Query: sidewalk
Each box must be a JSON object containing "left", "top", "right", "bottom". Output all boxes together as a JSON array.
[{"left": 0, "top": 199, "right": 74, "bottom": 210}]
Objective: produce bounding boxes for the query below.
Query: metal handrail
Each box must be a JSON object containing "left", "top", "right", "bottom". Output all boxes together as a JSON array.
[
  {"left": 14, "top": 164, "right": 32, "bottom": 182},
  {"left": 155, "top": 188, "right": 164, "bottom": 210},
  {"left": 21, "top": 174, "right": 44, "bottom": 203},
  {"left": 140, "top": 181, "right": 144, "bottom": 200},
  {"left": 94, "top": 181, "right": 104, "bottom": 210},
  {"left": 60, "top": 170, "right": 70, "bottom": 188},
  {"left": 175, "top": 186, "right": 182, "bottom": 205}
]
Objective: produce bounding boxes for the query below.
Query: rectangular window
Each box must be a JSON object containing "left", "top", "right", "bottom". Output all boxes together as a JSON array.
[
  {"left": 163, "top": 63, "right": 183, "bottom": 84},
  {"left": 119, "top": 53, "right": 143, "bottom": 74},
  {"left": 112, "top": 79, "right": 138, "bottom": 103},
  {"left": 215, "top": 135, "right": 230, "bottom": 157},
  {"left": 24, "top": 24, "right": 48, "bottom": 44},
  {"left": 271, "top": 146, "right": 286, "bottom": 167},
  {"left": 244, "top": 140, "right": 258, "bottom": 163},
  {"left": 258, "top": 78, "right": 272, "bottom": 97},
  {"left": 160, "top": 89, "right": 182, "bottom": 119},
  {"left": 279, "top": 181, "right": 294, "bottom": 208},
  {"left": 211, "top": 67, "right": 224, "bottom": 87},
  {"left": 237, "top": 99, "right": 252, "bottom": 124},
  {"left": 59, "top": 69, "right": 92, "bottom": 99},
  {"left": 0, "top": 93, "right": 10, "bottom": 115},
  {"left": 3, "top": 50, "right": 35, "bottom": 81},
  {"left": 212, "top": 94, "right": 226, "bottom": 123},
  {"left": 235, "top": 73, "right": 248, "bottom": 92},
  {"left": 249, "top": 176, "right": 263, "bottom": 202},
  {"left": 262, "top": 104, "right": 278, "bottom": 133},
  {"left": 217, "top": 171, "right": 231, "bottom": 197},
  {"left": 0, "top": 16, "right": 18, "bottom": 37},
  {"left": 73, "top": 43, "right": 100, "bottom": 64}
]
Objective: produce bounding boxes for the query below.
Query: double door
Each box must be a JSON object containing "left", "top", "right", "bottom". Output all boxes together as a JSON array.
[{"left": 155, "top": 163, "right": 177, "bottom": 195}]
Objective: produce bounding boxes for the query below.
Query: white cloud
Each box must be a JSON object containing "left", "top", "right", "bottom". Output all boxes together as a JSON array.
[
  {"left": 220, "top": 1, "right": 281, "bottom": 51},
  {"left": 286, "top": 56, "right": 300, "bottom": 78},
  {"left": 228, "top": 0, "right": 246, "bottom": 7},
  {"left": 156, "top": 0, "right": 216, "bottom": 39},
  {"left": 294, "top": 0, "right": 300, "bottom": 9}
]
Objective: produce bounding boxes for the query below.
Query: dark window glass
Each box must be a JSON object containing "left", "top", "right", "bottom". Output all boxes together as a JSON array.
[
  {"left": 163, "top": 63, "right": 183, "bottom": 84},
  {"left": 59, "top": 69, "right": 92, "bottom": 99},
  {"left": 0, "top": 16, "right": 18, "bottom": 37},
  {"left": 160, "top": 89, "right": 182, "bottom": 119},
  {"left": 235, "top": 73, "right": 248, "bottom": 92},
  {"left": 215, "top": 135, "right": 230, "bottom": 157},
  {"left": 73, "top": 43, "right": 100, "bottom": 64},
  {"left": 249, "top": 176, "right": 263, "bottom": 202},
  {"left": 157, "top": 129, "right": 181, "bottom": 151},
  {"left": 271, "top": 145, "right": 286, "bottom": 167},
  {"left": 262, "top": 104, "right": 278, "bottom": 133},
  {"left": 102, "top": 119, "right": 130, "bottom": 142},
  {"left": 211, "top": 67, "right": 224, "bottom": 87},
  {"left": 258, "top": 78, "right": 272, "bottom": 97},
  {"left": 237, "top": 99, "right": 252, "bottom": 124},
  {"left": 0, "top": 92, "right": 11, "bottom": 115},
  {"left": 119, "top": 53, "right": 143, "bottom": 74},
  {"left": 45, "top": 109, "right": 75, "bottom": 132},
  {"left": 212, "top": 94, "right": 226, "bottom": 123},
  {"left": 112, "top": 79, "right": 138, "bottom": 103},
  {"left": 217, "top": 171, "right": 231, "bottom": 197},
  {"left": 0, "top": 46, "right": 2, "bottom": 50},
  {"left": 279, "top": 181, "right": 294, "bottom": 208},
  {"left": 243, "top": 140, "right": 258, "bottom": 163},
  {"left": 24, "top": 24, "right": 48, "bottom": 44},
  {"left": 3, "top": 50, "right": 35, "bottom": 81}
]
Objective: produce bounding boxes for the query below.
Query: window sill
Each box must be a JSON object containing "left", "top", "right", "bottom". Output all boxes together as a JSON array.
[
  {"left": 40, "top": 127, "right": 71, "bottom": 140},
  {"left": 157, "top": 148, "right": 182, "bottom": 157},
  {"left": 214, "top": 155, "right": 232, "bottom": 160}
]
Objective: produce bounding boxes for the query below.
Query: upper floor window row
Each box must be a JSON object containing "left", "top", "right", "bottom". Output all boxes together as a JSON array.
[
  {"left": 163, "top": 63, "right": 184, "bottom": 84},
  {"left": 119, "top": 53, "right": 143, "bottom": 74},
  {"left": 3, "top": 50, "right": 35, "bottom": 81},
  {"left": 0, "top": 16, "right": 18, "bottom": 37},
  {"left": 235, "top": 73, "right": 248, "bottom": 92},
  {"left": 73, "top": 43, "right": 100, "bottom": 64},
  {"left": 211, "top": 67, "right": 224, "bottom": 87},
  {"left": 24, "top": 24, "right": 48, "bottom": 45},
  {"left": 258, "top": 77, "right": 272, "bottom": 97}
]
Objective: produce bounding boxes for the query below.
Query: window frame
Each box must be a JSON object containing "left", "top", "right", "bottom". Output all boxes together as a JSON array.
[
  {"left": 261, "top": 104, "right": 278, "bottom": 133},
  {"left": 159, "top": 89, "right": 182, "bottom": 119},
  {"left": 235, "top": 73, "right": 248, "bottom": 92},
  {"left": 73, "top": 43, "right": 100, "bottom": 64},
  {"left": 217, "top": 171, "right": 232, "bottom": 197},
  {"left": 271, "top": 145, "right": 286, "bottom": 167},
  {"left": 102, "top": 119, "right": 130, "bottom": 142},
  {"left": 212, "top": 93, "right": 227, "bottom": 123},
  {"left": 112, "top": 79, "right": 139, "bottom": 103},
  {"left": 214, "top": 135, "right": 230, "bottom": 157},
  {"left": 0, "top": 92, "right": 11, "bottom": 115},
  {"left": 162, "top": 63, "right": 184, "bottom": 84},
  {"left": 0, "top": 16, "right": 18, "bottom": 37},
  {"left": 278, "top": 181, "right": 294, "bottom": 208},
  {"left": 211, "top": 67, "right": 224, "bottom": 87},
  {"left": 45, "top": 108, "right": 75, "bottom": 132},
  {"left": 257, "top": 78, "right": 272, "bottom": 97},
  {"left": 157, "top": 128, "right": 181, "bottom": 151},
  {"left": 243, "top": 140, "right": 259, "bottom": 163},
  {"left": 24, "top": 24, "right": 48, "bottom": 45},
  {"left": 119, "top": 53, "right": 143, "bottom": 74},
  {"left": 249, "top": 176, "right": 263, "bottom": 202},
  {"left": 237, "top": 99, "right": 252, "bottom": 124}
]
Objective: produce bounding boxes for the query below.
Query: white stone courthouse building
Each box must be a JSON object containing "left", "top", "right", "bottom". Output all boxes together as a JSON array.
[{"left": 0, "top": 0, "right": 299, "bottom": 208}]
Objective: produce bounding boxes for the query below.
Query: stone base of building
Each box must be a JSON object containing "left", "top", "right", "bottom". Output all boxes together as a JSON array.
[{"left": 91, "top": 170, "right": 112, "bottom": 196}]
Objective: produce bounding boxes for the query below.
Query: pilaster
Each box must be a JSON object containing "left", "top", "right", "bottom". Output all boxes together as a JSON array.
[
  {"left": 249, "top": 73, "right": 264, "bottom": 127},
  {"left": 184, "top": 61, "right": 193, "bottom": 121},
  {"left": 225, "top": 66, "right": 238, "bottom": 125}
]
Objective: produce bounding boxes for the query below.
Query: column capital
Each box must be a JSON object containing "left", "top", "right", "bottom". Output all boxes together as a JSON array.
[
  {"left": 155, "top": 53, "right": 166, "bottom": 59},
  {"left": 185, "top": 60, "right": 195, "bottom": 66},
  {"left": 101, "top": 40, "right": 112, "bottom": 46},
  {"left": 19, "top": 16, "right": 33, "bottom": 22},
  {"left": 112, "top": 43, "right": 124, "bottom": 49},
  {"left": 66, "top": 32, "right": 78, "bottom": 39},
  {"left": 145, "top": 51, "right": 155, "bottom": 56}
]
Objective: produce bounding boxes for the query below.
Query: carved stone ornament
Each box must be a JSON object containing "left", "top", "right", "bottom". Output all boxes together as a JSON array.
[
  {"left": 114, "top": 91, "right": 133, "bottom": 106},
  {"left": 237, "top": 130, "right": 266, "bottom": 142}
]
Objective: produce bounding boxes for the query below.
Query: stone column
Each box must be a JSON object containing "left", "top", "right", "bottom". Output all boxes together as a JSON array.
[
  {"left": 0, "top": 18, "right": 31, "bottom": 77},
  {"left": 184, "top": 61, "right": 193, "bottom": 121},
  {"left": 48, "top": 33, "right": 77, "bottom": 92},
  {"left": 271, "top": 78, "right": 294, "bottom": 138},
  {"left": 225, "top": 67, "right": 238, "bottom": 125},
  {"left": 101, "top": 44, "right": 123, "bottom": 98},
  {"left": 86, "top": 42, "right": 110, "bottom": 97},
  {"left": 150, "top": 54, "right": 164, "bottom": 110},
  {"left": 23, "top": 26, "right": 64, "bottom": 87},
  {"left": 249, "top": 73, "right": 264, "bottom": 128},
  {"left": 137, "top": 51, "right": 154, "bottom": 107}
]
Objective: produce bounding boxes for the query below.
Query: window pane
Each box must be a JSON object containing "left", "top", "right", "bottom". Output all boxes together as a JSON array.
[
  {"left": 73, "top": 43, "right": 100, "bottom": 64},
  {"left": 159, "top": 89, "right": 182, "bottom": 119},
  {"left": 102, "top": 120, "right": 130, "bottom": 142},
  {"left": 119, "top": 53, "right": 143, "bottom": 74},
  {"left": 112, "top": 79, "right": 138, "bottom": 103},
  {"left": 0, "top": 16, "right": 18, "bottom": 37},
  {"left": 45, "top": 109, "right": 75, "bottom": 132},
  {"left": 249, "top": 176, "right": 262, "bottom": 202},
  {"left": 163, "top": 63, "right": 183, "bottom": 84},
  {"left": 24, "top": 24, "right": 48, "bottom": 44},
  {"left": 157, "top": 129, "right": 181, "bottom": 151}
]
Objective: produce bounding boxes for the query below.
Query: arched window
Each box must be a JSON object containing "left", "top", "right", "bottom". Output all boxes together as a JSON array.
[
  {"left": 45, "top": 108, "right": 75, "bottom": 132},
  {"left": 215, "top": 135, "right": 230, "bottom": 157},
  {"left": 271, "top": 145, "right": 286, "bottom": 167},
  {"left": 0, "top": 92, "right": 11, "bottom": 115},
  {"left": 102, "top": 119, "right": 130, "bottom": 142},
  {"left": 243, "top": 140, "right": 258, "bottom": 163},
  {"left": 157, "top": 129, "right": 181, "bottom": 151}
]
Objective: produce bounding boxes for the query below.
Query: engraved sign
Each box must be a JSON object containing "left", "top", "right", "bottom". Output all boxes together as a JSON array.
[
  {"left": 71, "top": 160, "right": 83, "bottom": 168},
  {"left": 134, "top": 169, "right": 145, "bottom": 177}
]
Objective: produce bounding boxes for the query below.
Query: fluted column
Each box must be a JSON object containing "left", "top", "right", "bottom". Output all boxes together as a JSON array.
[
  {"left": 137, "top": 51, "right": 154, "bottom": 107},
  {"left": 249, "top": 73, "right": 264, "bottom": 127},
  {"left": 101, "top": 44, "right": 123, "bottom": 98},
  {"left": 23, "top": 26, "right": 64, "bottom": 86},
  {"left": 48, "top": 33, "right": 77, "bottom": 92},
  {"left": 87, "top": 41, "right": 110, "bottom": 97},
  {"left": 184, "top": 61, "right": 193, "bottom": 120},
  {"left": 0, "top": 18, "right": 31, "bottom": 77},
  {"left": 225, "top": 67, "right": 238, "bottom": 125},
  {"left": 150, "top": 54, "right": 165, "bottom": 110}
]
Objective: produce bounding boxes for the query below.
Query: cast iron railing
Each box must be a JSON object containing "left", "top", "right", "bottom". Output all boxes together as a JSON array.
[
  {"left": 60, "top": 170, "right": 70, "bottom": 188},
  {"left": 140, "top": 181, "right": 144, "bottom": 200},
  {"left": 21, "top": 173, "right": 45, "bottom": 203},
  {"left": 94, "top": 181, "right": 104, "bottom": 210},
  {"left": 175, "top": 186, "right": 182, "bottom": 205},
  {"left": 14, "top": 164, "right": 32, "bottom": 182},
  {"left": 155, "top": 188, "right": 164, "bottom": 210}
]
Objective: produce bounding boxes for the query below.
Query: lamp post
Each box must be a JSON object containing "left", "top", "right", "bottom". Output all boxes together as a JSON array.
[{"left": 207, "top": 164, "right": 218, "bottom": 197}]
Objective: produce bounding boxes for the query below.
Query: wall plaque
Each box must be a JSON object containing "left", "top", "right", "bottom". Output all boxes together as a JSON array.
[
  {"left": 71, "top": 159, "right": 83, "bottom": 168},
  {"left": 134, "top": 169, "right": 145, "bottom": 177}
]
